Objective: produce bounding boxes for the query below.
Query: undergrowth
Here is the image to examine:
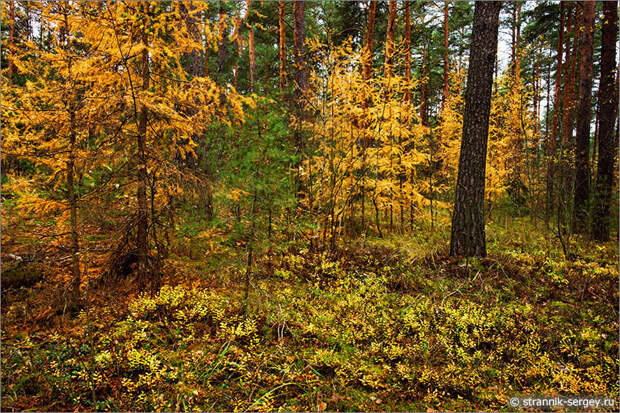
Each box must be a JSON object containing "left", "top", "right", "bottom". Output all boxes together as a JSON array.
[{"left": 2, "top": 216, "right": 618, "bottom": 411}]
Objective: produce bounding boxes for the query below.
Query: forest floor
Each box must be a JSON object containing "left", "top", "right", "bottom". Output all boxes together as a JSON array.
[{"left": 2, "top": 215, "right": 618, "bottom": 412}]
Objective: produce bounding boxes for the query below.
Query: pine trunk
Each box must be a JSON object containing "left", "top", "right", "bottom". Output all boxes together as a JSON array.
[
  {"left": 558, "top": 5, "right": 578, "bottom": 222},
  {"left": 385, "top": 1, "right": 396, "bottom": 78},
  {"left": 363, "top": 1, "right": 376, "bottom": 85},
  {"left": 449, "top": 1, "right": 501, "bottom": 258},
  {"left": 216, "top": 1, "right": 228, "bottom": 82},
  {"left": 249, "top": 28, "right": 255, "bottom": 92},
  {"left": 573, "top": 0, "right": 595, "bottom": 233},
  {"left": 591, "top": 1, "right": 618, "bottom": 241}
]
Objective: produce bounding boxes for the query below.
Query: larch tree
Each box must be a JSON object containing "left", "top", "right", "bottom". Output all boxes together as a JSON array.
[
  {"left": 88, "top": 1, "right": 246, "bottom": 282},
  {"left": 2, "top": 1, "right": 104, "bottom": 307},
  {"left": 449, "top": 0, "right": 501, "bottom": 258},
  {"left": 572, "top": 0, "right": 595, "bottom": 233},
  {"left": 591, "top": 0, "right": 618, "bottom": 241}
]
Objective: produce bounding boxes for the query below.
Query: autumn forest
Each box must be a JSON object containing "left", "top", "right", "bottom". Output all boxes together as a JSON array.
[{"left": 1, "top": 1, "right": 618, "bottom": 411}]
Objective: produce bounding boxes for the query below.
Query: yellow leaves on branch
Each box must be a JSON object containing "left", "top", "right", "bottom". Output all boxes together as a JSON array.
[{"left": 2, "top": 1, "right": 249, "bottom": 229}]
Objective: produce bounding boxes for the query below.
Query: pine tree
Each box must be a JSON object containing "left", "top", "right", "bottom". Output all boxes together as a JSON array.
[
  {"left": 591, "top": 0, "right": 618, "bottom": 241},
  {"left": 449, "top": 1, "right": 501, "bottom": 258},
  {"left": 572, "top": 0, "right": 595, "bottom": 233}
]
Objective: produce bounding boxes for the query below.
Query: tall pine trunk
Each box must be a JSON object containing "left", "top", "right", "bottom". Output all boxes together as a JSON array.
[
  {"left": 573, "top": 1, "right": 595, "bottom": 233},
  {"left": 591, "top": 1, "right": 618, "bottom": 241},
  {"left": 249, "top": 28, "right": 255, "bottom": 92},
  {"left": 558, "top": 5, "right": 578, "bottom": 225},
  {"left": 449, "top": 1, "right": 501, "bottom": 258}
]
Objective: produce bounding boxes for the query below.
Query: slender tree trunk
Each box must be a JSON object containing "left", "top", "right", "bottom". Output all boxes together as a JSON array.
[
  {"left": 363, "top": 1, "right": 376, "bottom": 84},
  {"left": 441, "top": 0, "right": 450, "bottom": 110},
  {"left": 293, "top": 0, "right": 306, "bottom": 198},
  {"left": 8, "top": 0, "right": 15, "bottom": 82},
  {"left": 62, "top": 7, "right": 80, "bottom": 307},
  {"left": 573, "top": 1, "right": 595, "bottom": 233},
  {"left": 558, "top": 4, "right": 578, "bottom": 226},
  {"left": 179, "top": 2, "right": 203, "bottom": 78},
  {"left": 547, "top": 1, "right": 565, "bottom": 224},
  {"left": 203, "top": 10, "right": 209, "bottom": 77},
  {"left": 420, "top": 43, "right": 428, "bottom": 127},
  {"left": 137, "top": 11, "right": 150, "bottom": 276},
  {"left": 385, "top": 1, "right": 396, "bottom": 77},
  {"left": 515, "top": 2, "right": 521, "bottom": 74},
  {"left": 385, "top": 1, "right": 396, "bottom": 232},
  {"left": 293, "top": 0, "right": 306, "bottom": 153},
  {"left": 510, "top": 2, "right": 516, "bottom": 76},
  {"left": 403, "top": 0, "right": 411, "bottom": 232},
  {"left": 216, "top": 1, "right": 228, "bottom": 83},
  {"left": 404, "top": 1, "right": 411, "bottom": 106},
  {"left": 592, "top": 96, "right": 599, "bottom": 168},
  {"left": 592, "top": 0, "right": 618, "bottom": 241},
  {"left": 249, "top": 27, "right": 255, "bottom": 92},
  {"left": 361, "top": 0, "right": 376, "bottom": 232},
  {"left": 278, "top": 0, "right": 286, "bottom": 91},
  {"left": 449, "top": 1, "right": 501, "bottom": 258}
]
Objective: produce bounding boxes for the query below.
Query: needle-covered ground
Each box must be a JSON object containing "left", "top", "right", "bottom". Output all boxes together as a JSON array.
[{"left": 2, "top": 218, "right": 618, "bottom": 412}]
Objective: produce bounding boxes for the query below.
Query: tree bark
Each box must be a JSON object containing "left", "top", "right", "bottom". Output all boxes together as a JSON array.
[
  {"left": 249, "top": 27, "right": 255, "bottom": 92},
  {"left": 592, "top": 0, "right": 618, "bottom": 241},
  {"left": 547, "top": 1, "right": 565, "bottom": 223},
  {"left": 404, "top": 1, "right": 411, "bottom": 107},
  {"left": 449, "top": 1, "right": 501, "bottom": 258},
  {"left": 363, "top": 0, "right": 376, "bottom": 85},
  {"left": 137, "top": 8, "right": 150, "bottom": 276},
  {"left": 385, "top": 1, "right": 396, "bottom": 78},
  {"left": 361, "top": 0, "right": 377, "bottom": 231},
  {"left": 558, "top": 4, "right": 578, "bottom": 218},
  {"left": 441, "top": 0, "right": 450, "bottom": 111},
  {"left": 572, "top": 0, "right": 595, "bottom": 233},
  {"left": 278, "top": 0, "right": 286, "bottom": 91},
  {"left": 63, "top": 6, "right": 80, "bottom": 306},
  {"left": 216, "top": 1, "right": 229, "bottom": 83},
  {"left": 179, "top": 2, "right": 203, "bottom": 78},
  {"left": 293, "top": 0, "right": 306, "bottom": 127},
  {"left": 8, "top": 0, "right": 15, "bottom": 82},
  {"left": 420, "top": 43, "right": 428, "bottom": 127},
  {"left": 293, "top": 0, "right": 306, "bottom": 195}
]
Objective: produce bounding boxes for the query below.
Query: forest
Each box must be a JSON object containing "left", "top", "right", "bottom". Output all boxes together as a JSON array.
[{"left": 1, "top": 1, "right": 618, "bottom": 411}]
